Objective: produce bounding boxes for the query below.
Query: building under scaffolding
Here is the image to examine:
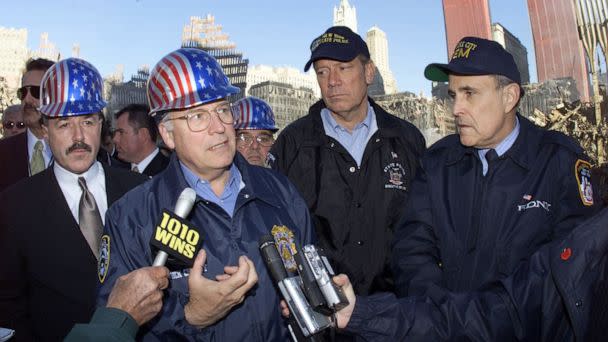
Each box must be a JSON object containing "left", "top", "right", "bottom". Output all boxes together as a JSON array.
[{"left": 181, "top": 15, "right": 248, "bottom": 100}]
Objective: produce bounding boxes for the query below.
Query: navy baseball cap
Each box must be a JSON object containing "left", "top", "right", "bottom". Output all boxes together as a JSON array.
[
  {"left": 424, "top": 36, "right": 522, "bottom": 85},
  {"left": 304, "top": 26, "right": 370, "bottom": 72}
]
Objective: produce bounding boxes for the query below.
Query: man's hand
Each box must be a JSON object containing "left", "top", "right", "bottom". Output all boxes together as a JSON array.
[
  {"left": 185, "top": 249, "right": 258, "bottom": 328},
  {"left": 106, "top": 266, "right": 170, "bottom": 326},
  {"left": 332, "top": 274, "right": 356, "bottom": 328},
  {"left": 280, "top": 274, "right": 357, "bottom": 329}
]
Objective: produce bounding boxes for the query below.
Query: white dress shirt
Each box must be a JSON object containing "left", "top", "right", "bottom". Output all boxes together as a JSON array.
[
  {"left": 54, "top": 161, "right": 108, "bottom": 224},
  {"left": 132, "top": 148, "right": 159, "bottom": 173}
]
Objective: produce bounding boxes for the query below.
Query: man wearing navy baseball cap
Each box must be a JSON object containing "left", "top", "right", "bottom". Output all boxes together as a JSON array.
[
  {"left": 391, "top": 36, "right": 598, "bottom": 299},
  {"left": 269, "top": 25, "right": 426, "bottom": 297}
]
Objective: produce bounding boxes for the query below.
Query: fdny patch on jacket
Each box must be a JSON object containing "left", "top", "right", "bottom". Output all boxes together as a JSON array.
[
  {"left": 271, "top": 225, "right": 297, "bottom": 272},
  {"left": 98, "top": 235, "right": 110, "bottom": 283},
  {"left": 575, "top": 159, "right": 594, "bottom": 206}
]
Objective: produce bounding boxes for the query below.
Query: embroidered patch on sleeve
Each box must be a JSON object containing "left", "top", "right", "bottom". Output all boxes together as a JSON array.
[
  {"left": 98, "top": 235, "right": 110, "bottom": 283},
  {"left": 575, "top": 159, "right": 594, "bottom": 206}
]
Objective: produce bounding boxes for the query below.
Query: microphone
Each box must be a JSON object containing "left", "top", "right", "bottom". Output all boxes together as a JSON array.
[
  {"left": 259, "top": 235, "right": 332, "bottom": 340},
  {"left": 152, "top": 188, "right": 197, "bottom": 266}
]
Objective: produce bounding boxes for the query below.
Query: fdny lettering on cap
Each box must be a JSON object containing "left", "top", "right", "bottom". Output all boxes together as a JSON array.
[
  {"left": 575, "top": 159, "right": 594, "bottom": 206},
  {"left": 271, "top": 225, "right": 298, "bottom": 272},
  {"left": 98, "top": 235, "right": 110, "bottom": 283},
  {"left": 452, "top": 41, "right": 478, "bottom": 60},
  {"left": 150, "top": 210, "right": 203, "bottom": 267}
]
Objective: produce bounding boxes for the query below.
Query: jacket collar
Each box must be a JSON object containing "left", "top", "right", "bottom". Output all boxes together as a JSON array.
[{"left": 445, "top": 113, "right": 537, "bottom": 170}]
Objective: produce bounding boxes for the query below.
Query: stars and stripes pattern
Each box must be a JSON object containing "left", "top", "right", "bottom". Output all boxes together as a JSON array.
[
  {"left": 39, "top": 58, "right": 106, "bottom": 117},
  {"left": 232, "top": 96, "right": 277, "bottom": 131},
  {"left": 147, "top": 48, "right": 240, "bottom": 116}
]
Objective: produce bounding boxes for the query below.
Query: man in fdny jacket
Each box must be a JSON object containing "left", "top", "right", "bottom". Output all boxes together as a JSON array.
[
  {"left": 96, "top": 48, "right": 314, "bottom": 341},
  {"left": 392, "top": 36, "right": 598, "bottom": 298}
]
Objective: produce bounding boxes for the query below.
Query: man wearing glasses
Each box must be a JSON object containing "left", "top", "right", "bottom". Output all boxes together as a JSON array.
[
  {"left": 97, "top": 48, "right": 314, "bottom": 340},
  {"left": 0, "top": 58, "right": 54, "bottom": 191},
  {"left": 1, "top": 105, "right": 26, "bottom": 138},
  {"left": 232, "top": 96, "right": 278, "bottom": 167}
]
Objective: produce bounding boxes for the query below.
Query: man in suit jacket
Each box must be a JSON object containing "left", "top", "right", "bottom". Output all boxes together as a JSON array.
[
  {"left": 113, "top": 104, "right": 169, "bottom": 177},
  {"left": 0, "top": 57, "right": 146, "bottom": 341},
  {"left": 0, "top": 58, "right": 55, "bottom": 192}
]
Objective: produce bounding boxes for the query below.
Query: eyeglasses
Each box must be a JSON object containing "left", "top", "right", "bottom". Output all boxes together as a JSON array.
[
  {"left": 164, "top": 103, "right": 233, "bottom": 132},
  {"left": 17, "top": 86, "right": 40, "bottom": 100},
  {"left": 2, "top": 121, "right": 25, "bottom": 129},
  {"left": 236, "top": 133, "right": 275, "bottom": 147}
]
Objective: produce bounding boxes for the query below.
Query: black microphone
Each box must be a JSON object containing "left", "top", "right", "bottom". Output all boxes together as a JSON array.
[
  {"left": 260, "top": 235, "right": 288, "bottom": 282},
  {"left": 152, "top": 188, "right": 197, "bottom": 266}
]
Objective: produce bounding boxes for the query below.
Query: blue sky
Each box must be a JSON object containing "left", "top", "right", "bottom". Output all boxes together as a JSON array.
[{"left": 1, "top": 0, "right": 536, "bottom": 95}]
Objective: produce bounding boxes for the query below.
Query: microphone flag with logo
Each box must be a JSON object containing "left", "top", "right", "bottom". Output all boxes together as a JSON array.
[{"left": 151, "top": 188, "right": 201, "bottom": 267}]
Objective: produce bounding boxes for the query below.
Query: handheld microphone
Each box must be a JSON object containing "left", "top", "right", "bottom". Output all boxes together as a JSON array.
[
  {"left": 152, "top": 188, "right": 197, "bottom": 266},
  {"left": 259, "top": 235, "right": 332, "bottom": 339}
]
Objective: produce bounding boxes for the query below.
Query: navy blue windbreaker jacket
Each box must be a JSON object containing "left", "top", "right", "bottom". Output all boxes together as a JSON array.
[
  {"left": 345, "top": 208, "right": 608, "bottom": 341},
  {"left": 392, "top": 115, "right": 598, "bottom": 296},
  {"left": 96, "top": 154, "right": 314, "bottom": 341}
]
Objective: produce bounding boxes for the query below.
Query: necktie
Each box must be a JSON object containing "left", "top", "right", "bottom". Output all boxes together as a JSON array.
[
  {"left": 30, "top": 141, "right": 45, "bottom": 175},
  {"left": 132, "top": 165, "right": 140, "bottom": 173},
  {"left": 78, "top": 177, "right": 103, "bottom": 259}
]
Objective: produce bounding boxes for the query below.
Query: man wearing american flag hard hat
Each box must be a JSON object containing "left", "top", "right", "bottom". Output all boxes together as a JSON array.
[
  {"left": 0, "top": 57, "right": 146, "bottom": 340},
  {"left": 97, "top": 48, "right": 314, "bottom": 340}
]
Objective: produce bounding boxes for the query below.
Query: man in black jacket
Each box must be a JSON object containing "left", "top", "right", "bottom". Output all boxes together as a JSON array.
[
  {"left": 0, "top": 57, "right": 146, "bottom": 341},
  {"left": 269, "top": 26, "right": 426, "bottom": 296}
]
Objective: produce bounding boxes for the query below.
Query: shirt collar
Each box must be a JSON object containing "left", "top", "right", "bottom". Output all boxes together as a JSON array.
[
  {"left": 477, "top": 116, "right": 520, "bottom": 158},
  {"left": 132, "top": 148, "right": 159, "bottom": 173},
  {"left": 179, "top": 161, "right": 244, "bottom": 199},
  {"left": 321, "top": 101, "right": 373, "bottom": 133},
  {"left": 53, "top": 159, "right": 102, "bottom": 185}
]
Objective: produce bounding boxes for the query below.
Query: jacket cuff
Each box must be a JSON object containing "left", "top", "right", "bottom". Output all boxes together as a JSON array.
[
  {"left": 92, "top": 307, "right": 139, "bottom": 338},
  {"left": 343, "top": 295, "right": 373, "bottom": 333}
]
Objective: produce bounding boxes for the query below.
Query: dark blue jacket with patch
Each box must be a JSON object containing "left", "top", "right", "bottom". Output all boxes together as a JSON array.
[
  {"left": 346, "top": 208, "right": 608, "bottom": 341},
  {"left": 392, "top": 115, "right": 598, "bottom": 296},
  {"left": 96, "top": 154, "right": 314, "bottom": 341}
]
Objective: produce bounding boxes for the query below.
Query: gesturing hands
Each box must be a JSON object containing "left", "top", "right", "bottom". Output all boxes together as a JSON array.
[{"left": 185, "top": 249, "right": 258, "bottom": 328}]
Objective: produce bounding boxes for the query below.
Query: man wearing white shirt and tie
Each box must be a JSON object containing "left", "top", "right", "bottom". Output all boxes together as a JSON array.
[
  {"left": 0, "top": 58, "right": 55, "bottom": 192},
  {"left": 0, "top": 57, "right": 145, "bottom": 341},
  {"left": 113, "top": 104, "right": 169, "bottom": 177}
]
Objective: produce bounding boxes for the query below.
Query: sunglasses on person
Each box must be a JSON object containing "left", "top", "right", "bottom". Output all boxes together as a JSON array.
[
  {"left": 2, "top": 121, "right": 25, "bottom": 129},
  {"left": 17, "top": 86, "right": 40, "bottom": 100}
]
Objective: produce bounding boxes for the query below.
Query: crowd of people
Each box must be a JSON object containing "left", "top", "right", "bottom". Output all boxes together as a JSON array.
[{"left": 0, "top": 25, "right": 606, "bottom": 341}]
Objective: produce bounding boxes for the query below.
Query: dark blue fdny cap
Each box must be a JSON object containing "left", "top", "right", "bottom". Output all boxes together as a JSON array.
[
  {"left": 304, "top": 26, "right": 370, "bottom": 72},
  {"left": 424, "top": 36, "right": 522, "bottom": 85}
]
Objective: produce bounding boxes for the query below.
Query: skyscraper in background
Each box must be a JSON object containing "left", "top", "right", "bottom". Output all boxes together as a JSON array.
[
  {"left": 333, "top": 0, "right": 357, "bottom": 33},
  {"left": 442, "top": 0, "right": 492, "bottom": 59},
  {"left": 492, "top": 23, "right": 530, "bottom": 84},
  {"left": 527, "top": 0, "right": 590, "bottom": 100},
  {"left": 182, "top": 14, "right": 249, "bottom": 99},
  {"left": 366, "top": 26, "right": 398, "bottom": 94}
]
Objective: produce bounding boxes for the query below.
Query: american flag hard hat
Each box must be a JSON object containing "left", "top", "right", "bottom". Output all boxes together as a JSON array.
[
  {"left": 39, "top": 58, "right": 106, "bottom": 117},
  {"left": 232, "top": 96, "right": 277, "bottom": 132},
  {"left": 147, "top": 48, "right": 240, "bottom": 117}
]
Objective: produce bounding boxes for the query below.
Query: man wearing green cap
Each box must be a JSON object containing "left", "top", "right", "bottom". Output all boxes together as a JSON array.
[{"left": 391, "top": 36, "right": 598, "bottom": 298}]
